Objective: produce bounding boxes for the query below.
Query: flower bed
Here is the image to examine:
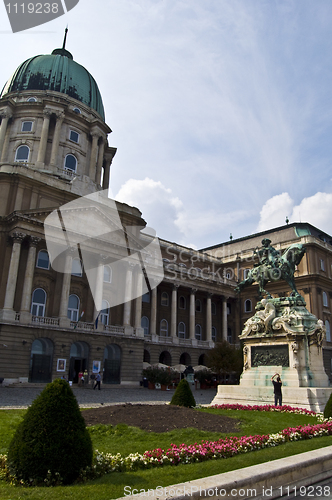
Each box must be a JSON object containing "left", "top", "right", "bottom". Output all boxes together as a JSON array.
[
  {"left": 1, "top": 405, "right": 330, "bottom": 485},
  {"left": 210, "top": 403, "right": 317, "bottom": 416}
]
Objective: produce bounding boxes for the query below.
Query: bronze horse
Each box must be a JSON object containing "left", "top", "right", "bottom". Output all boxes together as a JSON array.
[{"left": 235, "top": 243, "right": 306, "bottom": 299}]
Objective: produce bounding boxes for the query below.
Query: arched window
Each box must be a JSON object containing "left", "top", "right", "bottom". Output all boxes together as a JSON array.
[
  {"left": 36, "top": 250, "right": 50, "bottom": 269},
  {"left": 212, "top": 302, "right": 217, "bottom": 315},
  {"left": 72, "top": 258, "right": 83, "bottom": 277},
  {"left": 31, "top": 288, "right": 46, "bottom": 317},
  {"left": 179, "top": 296, "right": 186, "bottom": 309},
  {"left": 161, "top": 292, "right": 169, "bottom": 306},
  {"left": 64, "top": 154, "right": 77, "bottom": 172},
  {"left": 244, "top": 299, "right": 252, "bottom": 313},
  {"left": 15, "top": 145, "right": 30, "bottom": 162},
  {"left": 323, "top": 291, "right": 329, "bottom": 308},
  {"left": 195, "top": 299, "right": 202, "bottom": 312},
  {"left": 141, "top": 316, "right": 149, "bottom": 336},
  {"left": 103, "top": 265, "right": 112, "bottom": 283},
  {"left": 195, "top": 324, "right": 202, "bottom": 340},
  {"left": 27, "top": 96, "right": 37, "bottom": 102},
  {"left": 212, "top": 326, "right": 217, "bottom": 342},
  {"left": 67, "top": 294, "right": 80, "bottom": 322},
  {"left": 160, "top": 319, "right": 168, "bottom": 337},
  {"left": 100, "top": 299, "right": 110, "bottom": 326},
  {"left": 178, "top": 322, "right": 186, "bottom": 339},
  {"left": 326, "top": 320, "right": 331, "bottom": 342}
]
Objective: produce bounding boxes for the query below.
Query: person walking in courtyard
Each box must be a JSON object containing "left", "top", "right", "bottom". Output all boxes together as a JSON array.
[
  {"left": 93, "top": 372, "right": 101, "bottom": 390},
  {"left": 271, "top": 372, "right": 282, "bottom": 406}
]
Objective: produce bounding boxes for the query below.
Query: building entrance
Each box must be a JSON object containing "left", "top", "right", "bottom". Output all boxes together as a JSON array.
[
  {"left": 103, "top": 344, "right": 121, "bottom": 384},
  {"left": 69, "top": 342, "right": 89, "bottom": 383},
  {"left": 29, "top": 338, "right": 53, "bottom": 383}
]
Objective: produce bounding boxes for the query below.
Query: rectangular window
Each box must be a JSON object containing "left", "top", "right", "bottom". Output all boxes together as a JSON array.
[
  {"left": 69, "top": 130, "right": 79, "bottom": 143},
  {"left": 21, "top": 121, "right": 33, "bottom": 132},
  {"left": 320, "top": 259, "right": 325, "bottom": 271}
]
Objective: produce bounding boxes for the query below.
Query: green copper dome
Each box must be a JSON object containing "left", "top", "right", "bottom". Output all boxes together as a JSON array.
[{"left": 1, "top": 48, "right": 105, "bottom": 120}]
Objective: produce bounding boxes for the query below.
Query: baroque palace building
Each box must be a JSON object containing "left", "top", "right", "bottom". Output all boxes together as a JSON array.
[{"left": 0, "top": 43, "right": 331, "bottom": 386}]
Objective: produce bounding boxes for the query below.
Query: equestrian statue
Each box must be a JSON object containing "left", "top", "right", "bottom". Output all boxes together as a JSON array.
[{"left": 235, "top": 238, "right": 306, "bottom": 299}]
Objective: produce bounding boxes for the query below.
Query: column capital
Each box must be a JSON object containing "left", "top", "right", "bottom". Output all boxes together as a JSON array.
[
  {"left": 30, "top": 236, "right": 41, "bottom": 247},
  {"left": 10, "top": 231, "right": 26, "bottom": 243},
  {"left": 0, "top": 109, "right": 12, "bottom": 120},
  {"left": 43, "top": 108, "right": 53, "bottom": 118},
  {"left": 190, "top": 288, "right": 197, "bottom": 295},
  {"left": 55, "top": 110, "right": 65, "bottom": 120},
  {"left": 206, "top": 292, "right": 213, "bottom": 299},
  {"left": 172, "top": 283, "right": 179, "bottom": 291}
]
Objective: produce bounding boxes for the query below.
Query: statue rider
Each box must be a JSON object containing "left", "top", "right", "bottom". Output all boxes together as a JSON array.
[{"left": 254, "top": 238, "right": 280, "bottom": 268}]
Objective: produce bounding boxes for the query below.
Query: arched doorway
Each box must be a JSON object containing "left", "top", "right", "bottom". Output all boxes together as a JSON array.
[
  {"left": 180, "top": 352, "right": 191, "bottom": 365},
  {"left": 143, "top": 349, "right": 150, "bottom": 363},
  {"left": 103, "top": 344, "right": 121, "bottom": 384},
  {"left": 29, "top": 338, "right": 53, "bottom": 383},
  {"left": 69, "top": 341, "right": 89, "bottom": 383},
  {"left": 159, "top": 351, "right": 171, "bottom": 365},
  {"left": 198, "top": 353, "right": 206, "bottom": 365}
]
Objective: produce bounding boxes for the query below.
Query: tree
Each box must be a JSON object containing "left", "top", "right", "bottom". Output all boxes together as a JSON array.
[
  {"left": 206, "top": 340, "right": 243, "bottom": 381},
  {"left": 324, "top": 392, "right": 332, "bottom": 419},
  {"left": 170, "top": 379, "right": 196, "bottom": 407},
  {"left": 8, "top": 379, "right": 93, "bottom": 485}
]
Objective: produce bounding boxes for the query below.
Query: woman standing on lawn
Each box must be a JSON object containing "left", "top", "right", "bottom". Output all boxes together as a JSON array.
[{"left": 271, "top": 372, "right": 282, "bottom": 406}]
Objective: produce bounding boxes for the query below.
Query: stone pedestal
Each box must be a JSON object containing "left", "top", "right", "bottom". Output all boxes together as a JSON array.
[{"left": 212, "top": 297, "right": 330, "bottom": 411}]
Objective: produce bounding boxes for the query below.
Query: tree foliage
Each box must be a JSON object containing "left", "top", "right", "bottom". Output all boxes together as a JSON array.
[
  {"left": 324, "top": 392, "right": 332, "bottom": 419},
  {"left": 8, "top": 378, "right": 93, "bottom": 485},
  {"left": 170, "top": 379, "right": 196, "bottom": 407},
  {"left": 206, "top": 340, "right": 243, "bottom": 380}
]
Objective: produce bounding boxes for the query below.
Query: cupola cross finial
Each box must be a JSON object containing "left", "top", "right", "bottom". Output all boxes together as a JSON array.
[{"left": 62, "top": 26, "right": 68, "bottom": 50}]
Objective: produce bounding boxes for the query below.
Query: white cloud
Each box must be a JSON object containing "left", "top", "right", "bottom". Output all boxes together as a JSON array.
[
  {"left": 257, "top": 191, "right": 332, "bottom": 236},
  {"left": 257, "top": 193, "right": 294, "bottom": 232}
]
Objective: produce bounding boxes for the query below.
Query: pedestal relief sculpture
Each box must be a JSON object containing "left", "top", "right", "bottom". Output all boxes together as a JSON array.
[{"left": 212, "top": 239, "right": 330, "bottom": 411}]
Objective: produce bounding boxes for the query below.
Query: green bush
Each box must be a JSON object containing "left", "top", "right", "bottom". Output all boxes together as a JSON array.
[
  {"left": 324, "top": 392, "right": 332, "bottom": 419},
  {"left": 7, "top": 378, "right": 93, "bottom": 485},
  {"left": 170, "top": 378, "right": 196, "bottom": 408}
]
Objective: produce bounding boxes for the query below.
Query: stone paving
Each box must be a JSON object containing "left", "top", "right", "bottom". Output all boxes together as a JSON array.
[{"left": 0, "top": 384, "right": 217, "bottom": 409}]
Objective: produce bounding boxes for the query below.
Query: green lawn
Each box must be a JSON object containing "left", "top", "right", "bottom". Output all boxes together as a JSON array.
[{"left": 0, "top": 407, "right": 331, "bottom": 500}]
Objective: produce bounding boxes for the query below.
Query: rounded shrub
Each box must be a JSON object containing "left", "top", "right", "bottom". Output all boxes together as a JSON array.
[
  {"left": 8, "top": 378, "right": 93, "bottom": 485},
  {"left": 324, "top": 392, "right": 332, "bottom": 419},
  {"left": 170, "top": 378, "right": 196, "bottom": 408}
]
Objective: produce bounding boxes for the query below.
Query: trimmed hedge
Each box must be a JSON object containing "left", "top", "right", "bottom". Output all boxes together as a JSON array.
[
  {"left": 8, "top": 378, "right": 93, "bottom": 485},
  {"left": 170, "top": 379, "right": 196, "bottom": 408}
]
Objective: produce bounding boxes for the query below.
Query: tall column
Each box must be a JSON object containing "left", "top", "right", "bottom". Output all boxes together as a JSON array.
[
  {"left": 171, "top": 284, "right": 178, "bottom": 338},
  {"left": 222, "top": 296, "right": 228, "bottom": 341},
  {"left": 189, "top": 289, "right": 196, "bottom": 339},
  {"left": 20, "top": 236, "right": 40, "bottom": 316},
  {"left": 36, "top": 108, "right": 51, "bottom": 165},
  {"left": 95, "top": 138, "right": 105, "bottom": 185},
  {"left": 50, "top": 111, "right": 65, "bottom": 167},
  {"left": 150, "top": 286, "right": 157, "bottom": 335},
  {"left": 59, "top": 251, "right": 73, "bottom": 322},
  {"left": 123, "top": 264, "right": 134, "bottom": 326},
  {"left": 0, "top": 109, "right": 12, "bottom": 160},
  {"left": 93, "top": 257, "right": 105, "bottom": 324},
  {"left": 102, "top": 158, "right": 112, "bottom": 190},
  {"left": 134, "top": 272, "right": 144, "bottom": 329},
  {"left": 1, "top": 232, "right": 26, "bottom": 319},
  {"left": 206, "top": 293, "right": 212, "bottom": 341},
  {"left": 89, "top": 132, "right": 99, "bottom": 179}
]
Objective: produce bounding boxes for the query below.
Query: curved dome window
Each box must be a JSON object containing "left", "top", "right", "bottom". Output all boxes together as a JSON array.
[
  {"left": 69, "top": 130, "right": 79, "bottom": 143},
  {"left": 64, "top": 154, "right": 77, "bottom": 172},
  {"left": 27, "top": 97, "right": 37, "bottom": 102},
  {"left": 15, "top": 145, "right": 30, "bottom": 162},
  {"left": 73, "top": 107, "right": 81, "bottom": 114},
  {"left": 21, "top": 121, "right": 33, "bottom": 132}
]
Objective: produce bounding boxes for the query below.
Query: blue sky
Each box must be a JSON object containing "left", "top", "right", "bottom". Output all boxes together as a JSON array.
[{"left": 1, "top": 0, "right": 332, "bottom": 248}]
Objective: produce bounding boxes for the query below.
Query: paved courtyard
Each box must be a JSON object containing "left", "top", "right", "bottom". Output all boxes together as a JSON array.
[{"left": 0, "top": 384, "right": 218, "bottom": 408}]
